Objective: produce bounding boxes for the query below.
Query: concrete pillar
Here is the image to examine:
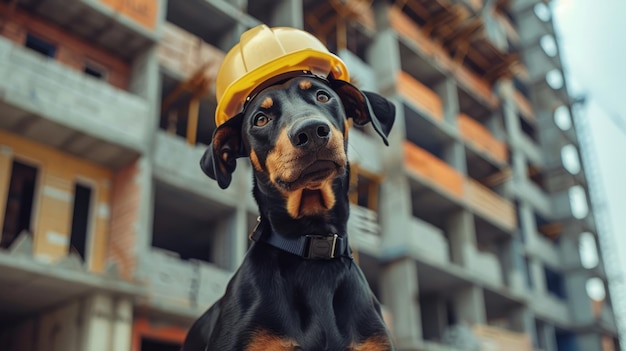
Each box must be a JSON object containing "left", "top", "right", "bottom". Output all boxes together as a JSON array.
[
  {"left": 452, "top": 286, "right": 486, "bottom": 325},
  {"left": 499, "top": 237, "right": 525, "bottom": 292},
  {"left": 433, "top": 77, "right": 459, "bottom": 126},
  {"left": 443, "top": 141, "right": 467, "bottom": 175},
  {"left": 564, "top": 272, "right": 594, "bottom": 324},
  {"left": 378, "top": 172, "right": 412, "bottom": 249},
  {"left": 420, "top": 295, "right": 447, "bottom": 341},
  {"left": 518, "top": 201, "right": 537, "bottom": 245},
  {"left": 576, "top": 334, "right": 603, "bottom": 351},
  {"left": 509, "top": 307, "right": 537, "bottom": 337},
  {"left": 541, "top": 323, "right": 558, "bottom": 351},
  {"left": 81, "top": 294, "right": 133, "bottom": 351},
  {"left": 265, "top": 0, "right": 303, "bottom": 28},
  {"left": 368, "top": 29, "right": 401, "bottom": 95},
  {"left": 111, "top": 299, "right": 133, "bottom": 351},
  {"left": 381, "top": 258, "right": 422, "bottom": 349},
  {"left": 445, "top": 209, "right": 476, "bottom": 266},
  {"left": 530, "top": 258, "right": 547, "bottom": 293}
]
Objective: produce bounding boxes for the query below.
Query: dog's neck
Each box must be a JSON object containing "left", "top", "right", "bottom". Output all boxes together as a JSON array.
[{"left": 252, "top": 171, "right": 350, "bottom": 239}]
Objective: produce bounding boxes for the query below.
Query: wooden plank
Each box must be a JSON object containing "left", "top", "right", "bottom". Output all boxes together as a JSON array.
[
  {"left": 403, "top": 141, "right": 464, "bottom": 198},
  {"left": 458, "top": 113, "right": 508, "bottom": 163},
  {"left": 464, "top": 178, "right": 516, "bottom": 230},
  {"left": 187, "top": 97, "right": 199, "bottom": 146},
  {"left": 396, "top": 71, "right": 444, "bottom": 120}
]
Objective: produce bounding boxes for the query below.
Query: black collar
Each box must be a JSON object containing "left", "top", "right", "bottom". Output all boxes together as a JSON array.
[{"left": 249, "top": 217, "right": 352, "bottom": 260}]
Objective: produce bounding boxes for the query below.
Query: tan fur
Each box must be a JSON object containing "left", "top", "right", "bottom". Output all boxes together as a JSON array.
[
  {"left": 349, "top": 335, "right": 392, "bottom": 351},
  {"left": 250, "top": 149, "right": 263, "bottom": 172},
  {"left": 245, "top": 329, "right": 298, "bottom": 351},
  {"left": 260, "top": 97, "right": 273, "bottom": 109},
  {"left": 265, "top": 126, "right": 346, "bottom": 219},
  {"left": 299, "top": 79, "right": 312, "bottom": 90}
]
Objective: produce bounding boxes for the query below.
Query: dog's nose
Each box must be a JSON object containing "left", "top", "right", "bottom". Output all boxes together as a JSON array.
[{"left": 289, "top": 118, "right": 331, "bottom": 149}]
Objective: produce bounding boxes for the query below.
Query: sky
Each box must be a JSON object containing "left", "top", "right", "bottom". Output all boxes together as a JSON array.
[{"left": 552, "top": 0, "right": 626, "bottom": 337}]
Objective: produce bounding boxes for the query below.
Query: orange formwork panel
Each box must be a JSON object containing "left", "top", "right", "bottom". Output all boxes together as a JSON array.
[
  {"left": 403, "top": 141, "right": 464, "bottom": 198},
  {"left": 388, "top": 6, "right": 451, "bottom": 67},
  {"left": 464, "top": 178, "right": 517, "bottom": 231},
  {"left": 452, "top": 63, "right": 499, "bottom": 108},
  {"left": 473, "top": 324, "right": 533, "bottom": 351},
  {"left": 131, "top": 318, "right": 186, "bottom": 351},
  {"left": 458, "top": 113, "right": 508, "bottom": 163},
  {"left": 397, "top": 71, "right": 444, "bottom": 121}
]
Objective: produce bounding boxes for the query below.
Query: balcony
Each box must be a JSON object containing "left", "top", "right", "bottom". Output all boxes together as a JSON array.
[
  {"left": 458, "top": 113, "right": 508, "bottom": 164},
  {"left": 464, "top": 178, "right": 516, "bottom": 232},
  {"left": 472, "top": 324, "right": 533, "bottom": 351},
  {"left": 138, "top": 248, "right": 231, "bottom": 314},
  {"left": 404, "top": 141, "right": 464, "bottom": 199},
  {"left": 152, "top": 131, "right": 254, "bottom": 210},
  {"left": 407, "top": 217, "right": 450, "bottom": 265},
  {"left": 389, "top": 6, "right": 452, "bottom": 72},
  {"left": 396, "top": 71, "right": 444, "bottom": 122},
  {"left": 389, "top": 5, "right": 499, "bottom": 108},
  {"left": 0, "top": 37, "right": 149, "bottom": 169},
  {"left": 12, "top": 0, "right": 159, "bottom": 60},
  {"left": 531, "top": 292, "right": 570, "bottom": 325},
  {"left": 347, "top": 205, "right": 382, "bottom": 256},
  {"left": 464, "top": 245, "right": 503, "bottom": 286},
  {"left": 0, "top": 239, "right": 144, "bottom": 320}
]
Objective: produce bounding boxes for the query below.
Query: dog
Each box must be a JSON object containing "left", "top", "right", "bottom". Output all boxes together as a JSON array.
[{"left": 182, "top": 72, "right": 395, "bottom": 350}]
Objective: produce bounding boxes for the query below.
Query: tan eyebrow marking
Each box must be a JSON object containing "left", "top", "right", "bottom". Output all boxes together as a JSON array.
[
  {"left": 261, "top": 97, "right": 273, "bottom": 109},
  {"left": 299, "top": 80, "right": 312, "bottom": 90}
]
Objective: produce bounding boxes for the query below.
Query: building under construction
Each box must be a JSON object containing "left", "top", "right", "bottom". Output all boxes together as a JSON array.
[{"left": 0, "top": 0, "right": 620, "bottom": 350}]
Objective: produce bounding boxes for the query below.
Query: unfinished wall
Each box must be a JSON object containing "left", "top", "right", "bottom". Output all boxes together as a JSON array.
[
  {"left": 0, "top": 130, "right": 112, "bottom": 271},
  {"left": 107, "top": 160, "right": 142, "bottom": 280},
  {"left": 0, "top": 294, "right": 132, "bottom": 351},
  {"left": 0, "top": 3, "right": 130, "bottom": 89}
]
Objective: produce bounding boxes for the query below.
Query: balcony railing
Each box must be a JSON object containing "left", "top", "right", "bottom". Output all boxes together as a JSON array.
[
  {"left": 140, "top": 249, "right": 231, "bottom": 310},
  {"left": 408, "top": 217, "right": 450, "bottom": 265},
  {"left": 348, "top": 205, "right": 382, "bottom": 253},
  {"left": 0, "top": 37, "right": 148, "bottom": 168},
  {"left": 388, "top": 6, "right": 451, "bottom": 66},
  {"left": 403, "top": 141, "right": 464, "bottom": 198},
  {"left": 472, "top": 324, "right": 533, "bottom": 351},
  {"left": 397, "top": 71, "right": 444, "bottom": 121},
  {"left": 458, "top": 113, "right": 508, "bottom": 164},
  {"left": 464, "top": 178, "right": 517, "bottom": 231}
]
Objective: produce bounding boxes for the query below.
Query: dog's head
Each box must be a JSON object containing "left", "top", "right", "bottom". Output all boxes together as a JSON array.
[{"left": 200, "top": 75, "right": 395, "bottom": 219}]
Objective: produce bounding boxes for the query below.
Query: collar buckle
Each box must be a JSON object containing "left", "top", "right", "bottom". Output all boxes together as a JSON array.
[{"left": 305, "top": 234, "right": 338, "bottom": 260}]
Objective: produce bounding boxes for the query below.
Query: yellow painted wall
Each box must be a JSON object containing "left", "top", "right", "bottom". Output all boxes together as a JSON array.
[{"left": 0, "top": 130, "right": 112, "bottom": 273}]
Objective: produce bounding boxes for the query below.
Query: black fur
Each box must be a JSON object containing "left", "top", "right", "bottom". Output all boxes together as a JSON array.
[{"left": 187, "top": 76, "right": 396, "bottom": 350}]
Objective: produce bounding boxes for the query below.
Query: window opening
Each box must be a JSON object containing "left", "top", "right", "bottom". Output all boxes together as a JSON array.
[
  {"left": 2, "top": 161, "right": 38, "bottom": 249},
  {"left": 70, "top": 183, "right": 93, "bottom": 260}
]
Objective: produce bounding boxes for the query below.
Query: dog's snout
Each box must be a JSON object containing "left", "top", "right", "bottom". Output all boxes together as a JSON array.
[{"left": 289, "top": 119, "right": 331, "bottom": 148}]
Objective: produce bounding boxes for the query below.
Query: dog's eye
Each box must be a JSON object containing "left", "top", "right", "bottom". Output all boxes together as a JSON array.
[
  {"left": 316, "top": 91, "right": 330, "bottom": 103},
  {"left": 254, "top": 113, "right": 270, "bottom": 127}
]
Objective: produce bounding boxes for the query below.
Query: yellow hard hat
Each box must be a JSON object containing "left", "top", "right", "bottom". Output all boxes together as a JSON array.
[{"left": 215, "top": 25, "right": 350, "bottom": 126}]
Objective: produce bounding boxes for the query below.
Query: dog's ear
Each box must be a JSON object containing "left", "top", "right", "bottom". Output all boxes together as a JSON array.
[
  {"left": 200, "top": 113, "right": 244, "bottom": 189},
  {"left": 330, "top": 80, "right": 396, "bottom": 146}
]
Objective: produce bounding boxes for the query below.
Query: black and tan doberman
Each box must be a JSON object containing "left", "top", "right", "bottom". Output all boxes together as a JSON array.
[{"left": 182, "top": 73, "right": 395, "bottom": 351}]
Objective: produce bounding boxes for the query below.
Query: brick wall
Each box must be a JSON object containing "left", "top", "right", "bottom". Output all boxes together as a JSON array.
[
  {"left": 0, "top": 3, "right": 130, "bottom": 89},
  {"left": 108, "top": 161, "right": 141, "bottom": 280}
]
